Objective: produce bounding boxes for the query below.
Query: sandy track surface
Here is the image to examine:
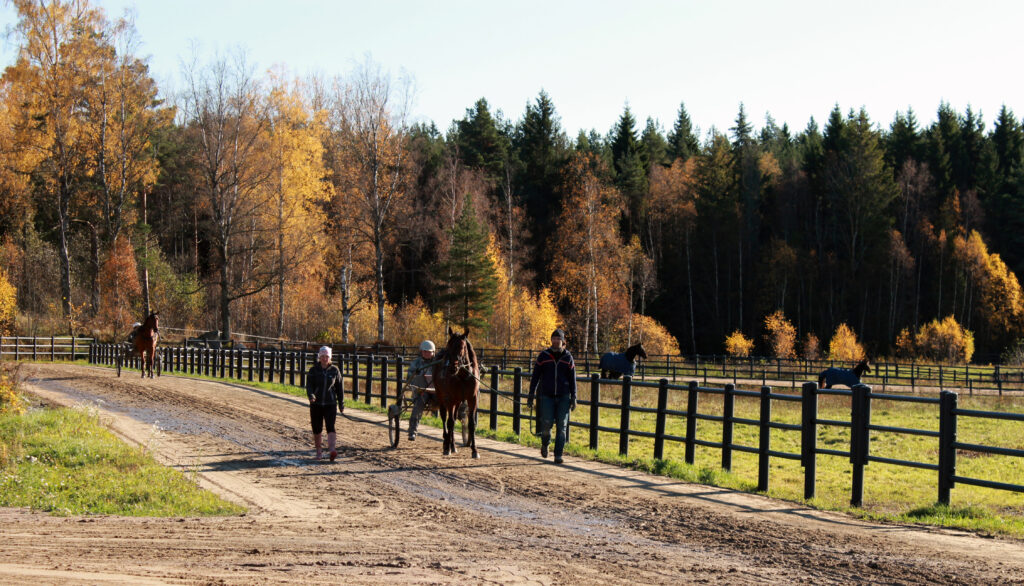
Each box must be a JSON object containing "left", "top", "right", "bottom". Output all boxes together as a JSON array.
[{"left": 2, "top": 363, "right": 1022, "bottom": 585}]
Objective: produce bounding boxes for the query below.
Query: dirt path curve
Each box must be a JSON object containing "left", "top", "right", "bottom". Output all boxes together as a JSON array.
[{"left": 3, "top": 363, "right": 1023, "bottom": 585}]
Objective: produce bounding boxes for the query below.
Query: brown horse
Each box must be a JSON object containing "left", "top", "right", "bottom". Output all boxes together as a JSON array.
[
  {"left": 432, "top": 326, "right": 480, "bottom": 458},
  {"left": 131, "top": 312, "right": 160, "bottom": 378}
]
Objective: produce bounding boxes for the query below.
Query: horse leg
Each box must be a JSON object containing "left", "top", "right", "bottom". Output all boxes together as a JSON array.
[
  {"left": 449, "top": 407, "right": 457, "bottom": 454},
  {"left": 468, "top": 396, "right": 478, "bottom": 459},
  {"left": 442, "top": 407, "right": 451, "bottom": 456}
]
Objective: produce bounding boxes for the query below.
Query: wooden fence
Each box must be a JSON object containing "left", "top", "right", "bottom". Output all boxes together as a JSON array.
[
  {"left": 1, "top": 336, "right": 92, "bottom": 362},
  {"left": 89, "top": 343, "right": 1024, "bottom": 507}
]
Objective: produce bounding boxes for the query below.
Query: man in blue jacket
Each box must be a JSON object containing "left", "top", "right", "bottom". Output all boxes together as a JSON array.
[{"left": 527, "top": 329, "right": 577, "bottom": 464}]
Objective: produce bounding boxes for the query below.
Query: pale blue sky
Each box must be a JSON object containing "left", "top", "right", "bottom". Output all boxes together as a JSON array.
[{"left": 3, "top": 0, "right": 1022, "bottom": 138}]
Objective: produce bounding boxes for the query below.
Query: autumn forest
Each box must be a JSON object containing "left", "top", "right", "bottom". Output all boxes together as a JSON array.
[{"left": 2, "top": 1, "right": 1024, "bottom": 363}]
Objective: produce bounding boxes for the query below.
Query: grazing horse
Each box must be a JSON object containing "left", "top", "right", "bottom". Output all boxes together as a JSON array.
[
  {"left": 131, "top": 312, "right": 160, "bottom": 378},
  {"left": 599, "top": 342, "right": 648, "bottom": 379},
  {"left": 818, "top": 359, "right": 871, "bottom": 389},
  {"left": 432, "top": 326, "right": 480, "bottom": 458}
]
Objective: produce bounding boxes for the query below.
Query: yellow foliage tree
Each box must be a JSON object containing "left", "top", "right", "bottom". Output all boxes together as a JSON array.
[
  {"left": 763, "top": 310, "right": 797, "bottom": 359},
  {"left": 828, "top": 323, "right": 866, "bottom": 361},
  {"left": 725, "top": 330, "right": 754, "bottom": 357},
  {"left": 914, "top": 316, "right": 974, "bottom": 363},
  {"left": 608, "top": 314, "right": 680, "bottom": 356},
  {"left": 0, "top": 270, "right": 16, "bottom": 336},
  {"left": 487, "top": 240, "right": 560, "bottom": 349},
  {"left": 262, "top": 70, "right": 332, "bottom": 337},
  {"left": 392, "top": 297, "right": 446, "bottom": 348}
]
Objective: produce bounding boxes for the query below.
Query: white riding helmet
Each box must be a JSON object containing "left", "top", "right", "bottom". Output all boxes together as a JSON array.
[{"left": 419, "top": 340, "right": 435, "bottom": 352}]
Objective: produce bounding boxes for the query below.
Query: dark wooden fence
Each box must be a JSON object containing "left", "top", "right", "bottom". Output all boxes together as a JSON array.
[
  {"left": 89, "top": 343, "right": 1024, "bottom": 507},
  {"left": 1, "top": 336, "right": 92, "bottom": 361}
]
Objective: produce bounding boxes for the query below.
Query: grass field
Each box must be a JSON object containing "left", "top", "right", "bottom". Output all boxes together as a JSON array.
[
  {"left": 83, "top": 360, "right": 1024, "bottom": 536},
  {"left": 0, "top": 373, "right": 245, "bottom": 516}
]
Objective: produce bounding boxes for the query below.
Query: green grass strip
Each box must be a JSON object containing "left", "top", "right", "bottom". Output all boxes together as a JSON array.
[{"left": 0, "top": 405, "right": 245, "bottom": 516}]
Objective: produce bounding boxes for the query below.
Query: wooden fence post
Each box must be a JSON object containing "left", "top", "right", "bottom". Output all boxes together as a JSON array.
[
  {"left": 589, "top": 374, "right": 600, "bottom": 450},
  {"left": 364, "top": 355, "right": 374, "bottom": 404},
  {"left": 938, "top": 390, "right": 958, "bottom": 505},
  {"left": 801, "top": 382, "right": 818, "bottom": 500},
  {"left": 379, "top": 356, "right": 389, "bottom": 407},
  {"left": 619, "top": 375, "right": 632, "bottom": 456},
  {"left": 850, "top": 384, "right": 872, "bottom": 507},
  {"left": 512, "top": 367, "right": 522, "bottom": 436},
  {"left": 653, "top": 378, "right": 669, "bottom": 460},
  {"left": 351, "top": 354, "right": 360, "bottom": 400},
  {"left": 489, "top": 366, "right": 499, "bottom": 432},
  {"left": 722, "top": 383, "right": 734, "bottom": 471},
  {"left": 758, "top": 385, "right": 771, "bottom": 492},
  {"left": 685, "top": 380, "right": 699, "bottom": 464}
]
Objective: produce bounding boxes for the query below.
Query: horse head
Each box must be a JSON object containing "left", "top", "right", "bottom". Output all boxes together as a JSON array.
[
  {"left": 444, "top": 326, "right": 472, "bottom": 378},
  {"left": 626, "top": 342, "right": 648, "bottom": 362},
  {"left": 142, "top": 312, "right": 159, "bottom": 332},
  {"left": 855, "top": 359, "right": 871, "bottom": 375}
]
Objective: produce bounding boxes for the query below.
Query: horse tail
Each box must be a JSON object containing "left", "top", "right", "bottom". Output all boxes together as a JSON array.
[{"left": 818, "top": 372, "right": 826, "bottom": 389}]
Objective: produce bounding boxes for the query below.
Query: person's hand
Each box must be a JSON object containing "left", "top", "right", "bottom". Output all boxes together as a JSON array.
[{"left": 570, "top": 398, "right": 577, "bottom": 411}]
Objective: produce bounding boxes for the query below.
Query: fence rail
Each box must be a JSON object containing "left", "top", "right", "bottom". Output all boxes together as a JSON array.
[
  {"left": 1, "top": 336, "right": 92, "bottom": 361},
  {"left": 88, "top": 343, "right": 1024, "bottom": 507}
]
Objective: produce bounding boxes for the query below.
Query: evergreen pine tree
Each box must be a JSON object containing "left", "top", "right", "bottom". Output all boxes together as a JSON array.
[
  {"left": 435, "top": 194, "right": 499, "bottom": 331},
  {"left": 641, "top": 117, "right": 669, "bottom": 170},
  {"left": 667, "top": 101, "right": 700, "bottom": 161},
  {"left": 454, "top": 98, "right": 509, "bottom": 185},
  {"left": 610, "top": 105, "right": 648, "bottom": 238}
]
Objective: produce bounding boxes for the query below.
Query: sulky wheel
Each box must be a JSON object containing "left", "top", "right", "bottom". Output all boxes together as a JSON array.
[
  {"left": 387, "top": 404, "right": 401, "bottom": 448},
  {"left": 154, "top": 353, "right": 162, "bottom": 377},
  {"left": 461, "top": 413, "right": 470, "bottom": 447}
]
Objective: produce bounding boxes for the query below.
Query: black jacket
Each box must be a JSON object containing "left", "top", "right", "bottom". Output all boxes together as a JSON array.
[
  {"left": 528, "top": 348, "right": 577, "bottom": 401},
  {"left": 306, "top": 363, "right": 342, "bottom": 406}
]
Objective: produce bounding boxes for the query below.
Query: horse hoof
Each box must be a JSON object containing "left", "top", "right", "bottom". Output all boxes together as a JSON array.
[
  {"left": 472, "top": 452, "right": 479, "bottom": 459},
  {"left": 443, "top": 449, "right": 450, "bottom": 456}
]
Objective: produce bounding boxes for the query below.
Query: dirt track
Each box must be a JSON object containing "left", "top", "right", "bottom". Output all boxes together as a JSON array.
[{"left": 2, "top": 363, "right": 1023, "bottom": 585}]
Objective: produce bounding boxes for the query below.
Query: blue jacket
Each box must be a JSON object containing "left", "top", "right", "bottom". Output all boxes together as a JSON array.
[
  {"left": 528, "top": 348, "right": 577, "bottom": 400},
  {"left": 306, "top": 363, "right": 342, "bottom": 406}
]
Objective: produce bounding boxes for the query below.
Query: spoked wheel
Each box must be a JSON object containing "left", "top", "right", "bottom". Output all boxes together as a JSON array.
[
  {"left": 461, "top": 413, "right": 470, "bottom": 447},
  {"left": 154, "top": 353, "right": 162, "bottom": 377},
  {"left": 387, "top": 404, "right": 401, "bottom": 448}
]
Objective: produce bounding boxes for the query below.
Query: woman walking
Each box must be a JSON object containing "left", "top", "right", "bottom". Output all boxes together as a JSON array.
[{"left": 306, "top": 346, "right": 342, "bottom": 461}]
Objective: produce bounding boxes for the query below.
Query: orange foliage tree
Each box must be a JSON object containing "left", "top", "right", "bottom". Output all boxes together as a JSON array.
[
  {"left": 802, "top": 332, "right": 821, "bottom": 360},
  {"left": 97, "top": 235, "right": 141, "bottom": 335},
  {"left": 763, "top": 310, "right": 797, "bottom": 359},
  {"left": 828, "top": 323, "right": 866, "bottom": 361},
  {"left": 550, "top": 153, "right": 626, "bottom": 352}
]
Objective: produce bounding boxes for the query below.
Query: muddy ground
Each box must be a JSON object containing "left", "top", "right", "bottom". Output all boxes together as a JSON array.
[{"left": 1, "top": 363, "right": 1022, "bottom": 585}]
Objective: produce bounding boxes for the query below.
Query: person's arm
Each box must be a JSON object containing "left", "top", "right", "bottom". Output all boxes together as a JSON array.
[
  {"left": 306, "top": 367, "right": 317, "bottom": 403},
  {"left": 527, "top": 353, "right": 543, "bottom": 407},
  {"left": 568, "top": 354, "right": 578, "bottom": 410}
]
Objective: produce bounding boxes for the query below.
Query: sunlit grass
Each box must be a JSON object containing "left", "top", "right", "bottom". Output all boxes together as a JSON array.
[{"left": 0, "top": 405, "right": 245, "bottom": 516}]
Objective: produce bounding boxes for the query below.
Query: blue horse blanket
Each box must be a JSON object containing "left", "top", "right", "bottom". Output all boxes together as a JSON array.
[
  {"left": 600, "top": 352, "right": 636, "bottom": 376},
  {"left": 820, "top": 367, "right": 861, "bottom": 388}
]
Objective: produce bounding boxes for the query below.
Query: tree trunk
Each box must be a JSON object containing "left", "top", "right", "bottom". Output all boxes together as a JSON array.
[
  {"left": 219, "top": 240, "right": 232, "bottom": 342},
  {"left": 375, "top": 233, "right": 385, "bottom": 342},
  {"left": 58, "top": 183, "right": 73, "bottom": 328},
  {"left": 686, "top": 227, "right": 696, "bottom": 354},
  {"left": 141, "top": 192, "right": 151, "bottom": 317}
]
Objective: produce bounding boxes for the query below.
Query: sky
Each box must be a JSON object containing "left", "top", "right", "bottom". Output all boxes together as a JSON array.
[{"left": 3, "top": 0, "right": 1022, "bottom": 139}]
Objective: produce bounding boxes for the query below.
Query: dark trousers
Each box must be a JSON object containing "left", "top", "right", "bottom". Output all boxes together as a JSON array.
[
  {"left": 310, "top": 404, "right": 337, "bottom": 434},
  {"left": 537, "top": 394, "right": 571, "bottom": 457}
]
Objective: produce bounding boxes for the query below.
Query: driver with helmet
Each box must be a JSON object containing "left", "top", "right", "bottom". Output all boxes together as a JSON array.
[{"left": 406, "top": 340, "right": 438, "bottom": 441}]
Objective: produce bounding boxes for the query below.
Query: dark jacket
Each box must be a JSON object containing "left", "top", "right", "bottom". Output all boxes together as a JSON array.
[
  {"left": 306, "top": 363, "right": 342, "bottom": 406},
  {"left": 528, "top": 348, "right": 577, "bottom": 401}
]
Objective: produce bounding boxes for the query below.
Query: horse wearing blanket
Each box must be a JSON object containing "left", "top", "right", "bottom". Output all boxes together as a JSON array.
[
  {"left": 599, "top": 343, "right": 648, "bottom": 379},
  {"left": 818, "top": 359, "right": 871, "bottom": 389}
]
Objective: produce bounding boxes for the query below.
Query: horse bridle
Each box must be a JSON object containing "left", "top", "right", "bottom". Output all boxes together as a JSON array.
[{"left": 445, "top": 343, "right": 473, "bottom": 379}]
